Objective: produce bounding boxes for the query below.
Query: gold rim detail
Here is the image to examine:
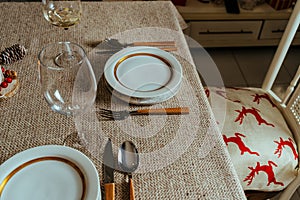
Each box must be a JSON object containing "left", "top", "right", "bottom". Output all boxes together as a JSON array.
[
  {"left": 0, "top": 156, "right": 86, "bottom": 200},
  {"left": 113, "top": 52, "right": 173, "bottom": 92}
]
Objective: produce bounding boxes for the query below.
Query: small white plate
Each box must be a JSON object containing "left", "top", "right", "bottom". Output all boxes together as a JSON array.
[
  {"left": 0, "top": 145, "right": 100, "bottom": 200},
  {"left": 104, "top": 47, "right": 182, "bottom": 101}
]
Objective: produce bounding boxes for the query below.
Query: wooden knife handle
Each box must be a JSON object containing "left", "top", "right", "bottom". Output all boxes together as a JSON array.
[
  {"left": 104, "top": 183, "right": 115, "bottom": 200},
  {"left": 133, "top": 41, "right": 175, "bottom": 46},
  {"left": 160, "top": 47, "right": 177, "bottom": 52},
  {"left": 137, "top": 107, "right": 189, "bottom": 115},
  {"left": 129, "top": 178, "right": 135, "bottom": 200}
]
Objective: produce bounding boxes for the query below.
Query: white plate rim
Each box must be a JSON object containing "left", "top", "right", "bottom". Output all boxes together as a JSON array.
[
  {"left": 105, "top": 79, "right": 181, "bottom": 105},
  {"left": 104, "top": 46, "right": 182, "bottom": 99},
  {"left": 0, "top": 145, "right": 100, "bottom": 200}
]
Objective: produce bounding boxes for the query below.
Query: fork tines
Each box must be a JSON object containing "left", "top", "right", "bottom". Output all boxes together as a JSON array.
[
  {"left": 98, "top": 108, "right": 115, "bottom": 118},
  {"left": 98, "top": 108, "right": 126, "bottom": 120}
]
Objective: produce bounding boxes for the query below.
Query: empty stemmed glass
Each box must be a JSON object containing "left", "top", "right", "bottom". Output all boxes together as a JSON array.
[
  {"left": 38, "top": 42, "right": 97, "bottom": 117},
  {"left": 42, "top": 0, "right": 82, "bottom": 30}
]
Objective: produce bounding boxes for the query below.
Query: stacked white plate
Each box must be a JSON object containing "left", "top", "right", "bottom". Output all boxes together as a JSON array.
[
  {"left": 104, "top": 47, "right": 183, "bottom": 105},
  {"left": 0, "top": 145, "right": 100, "bottom": 200}
]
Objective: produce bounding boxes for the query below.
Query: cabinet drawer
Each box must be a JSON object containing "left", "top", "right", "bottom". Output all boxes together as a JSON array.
[
  {"left": 189, "top": 21, "right": 262, "bottom": 41},
  {"left": 260, "top": 20, "right": 300, "bottom": 39}
]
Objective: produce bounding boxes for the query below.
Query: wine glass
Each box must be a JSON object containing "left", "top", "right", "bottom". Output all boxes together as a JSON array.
[
  {"left": 38, "top": 42, "right": 97, "bottom": 117},
  {"left": 42, "top": 0, "right": 82, "bottom": 30}
]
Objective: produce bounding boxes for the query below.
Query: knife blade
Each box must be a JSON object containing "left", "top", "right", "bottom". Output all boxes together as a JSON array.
[{"left": 103, "top": 138, "right": 115, "bottom": 200}]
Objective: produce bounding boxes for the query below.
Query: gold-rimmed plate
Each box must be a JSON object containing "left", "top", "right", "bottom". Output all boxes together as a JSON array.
[
  {"left": 0, "top": 145, "right": 100, "bottom": 200},
  {"left": 104, "top": 79, "right": 182, "bottom": 105},
  {"left": 104, "top": 47, "right": 182, "bottom": 102}
]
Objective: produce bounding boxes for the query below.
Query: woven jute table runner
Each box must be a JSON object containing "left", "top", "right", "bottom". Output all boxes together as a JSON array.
[{"left": 0, "top": 1, "right": 246, "bottom": 199}]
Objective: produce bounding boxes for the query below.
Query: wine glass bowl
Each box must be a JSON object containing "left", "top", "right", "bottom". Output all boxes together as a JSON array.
[
  {"left": 38, "top": 42, "right": 97, "bottom": 116},
  {"left": 42, "top": 0, "right": 82, "bottom": 30}
]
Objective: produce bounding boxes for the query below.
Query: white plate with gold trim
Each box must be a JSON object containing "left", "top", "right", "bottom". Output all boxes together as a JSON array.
[
  {"left": 0, "top": 145, "right": 100, "bottom": 200},
  {"left": 104, "top": 47, "right": 182, "bottom": 102}
]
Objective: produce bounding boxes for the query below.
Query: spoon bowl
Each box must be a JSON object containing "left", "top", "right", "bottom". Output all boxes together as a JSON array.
[
  {"left": 118, "top": 141, "right": 139, "bottom": 173},
  {"left": 118, "top": 141, "right": 139, "bottom": 200}
]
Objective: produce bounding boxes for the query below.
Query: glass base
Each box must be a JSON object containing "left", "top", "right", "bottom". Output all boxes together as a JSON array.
[{"left": 54, "top": 51, "right": 82, "bottom": 67}]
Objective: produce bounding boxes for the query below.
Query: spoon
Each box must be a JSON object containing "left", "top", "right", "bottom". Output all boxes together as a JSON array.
[{"left": 118, "top": 141, "right": 139, "bottom": 200}]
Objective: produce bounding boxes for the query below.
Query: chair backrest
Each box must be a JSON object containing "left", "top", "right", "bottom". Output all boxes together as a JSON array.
[
  {"left": 280, "top": 67, "right": 300, "bottom": 137},
  {"left": 262, "top": 0, "right": 300, "bottom": 142}
]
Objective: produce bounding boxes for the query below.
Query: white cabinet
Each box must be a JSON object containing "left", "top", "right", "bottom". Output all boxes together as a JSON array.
[
  {"left": 176, "top": 0, "right": 300, "bottom": 47},
  {"left": 189, "top": 21, "right": 262, "bottom": 46},
  {"left": 260, "top": 19, "right": 300, "bottom": 39}
]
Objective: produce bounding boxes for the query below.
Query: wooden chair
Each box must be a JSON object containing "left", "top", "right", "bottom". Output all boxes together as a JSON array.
[
  {"left": 264, "top": 0, "right": 300, "bottom": 199},
  {"left": 206, "top": 1, "right": 299, "bottom": 199}
]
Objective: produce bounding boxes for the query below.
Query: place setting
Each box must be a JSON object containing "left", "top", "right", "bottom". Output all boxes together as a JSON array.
[
  {"left": 0, "top": 0, "right": 254, "bottom": 199},
  {"left": 0, "top": 1, "right": 190, "bottom": 199}
]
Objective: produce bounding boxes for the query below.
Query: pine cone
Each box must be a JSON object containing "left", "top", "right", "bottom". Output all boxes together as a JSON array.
[{"left": 0, "top": 44, "right": 26, "bottom": 65}]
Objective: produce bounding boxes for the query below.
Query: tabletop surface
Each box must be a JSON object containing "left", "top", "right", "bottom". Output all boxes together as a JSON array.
[{"left": 0, "top": 1, "right": 246, "bottom": 199}]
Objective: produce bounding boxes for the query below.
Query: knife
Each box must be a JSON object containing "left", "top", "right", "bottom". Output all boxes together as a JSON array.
[
  {"left": 96, "top": 46, "right": 177, "bottom": 54},
  {"left": 103, "top": 138, "right": 115, "bottom": 200}
]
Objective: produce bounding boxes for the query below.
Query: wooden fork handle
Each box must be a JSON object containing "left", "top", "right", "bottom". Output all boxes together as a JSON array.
[
  {"left": 137, "top": 107, "right": 189, "bottom": 115},
  {"left": 133, "top": 41, "right": 176, "bottom": 46}
]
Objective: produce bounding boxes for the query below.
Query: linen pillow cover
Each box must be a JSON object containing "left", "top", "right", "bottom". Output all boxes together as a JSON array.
[{"left": 205, "top": 87, "right": 298, "bottom": 191}]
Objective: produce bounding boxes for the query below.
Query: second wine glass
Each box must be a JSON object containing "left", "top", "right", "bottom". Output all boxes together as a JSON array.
[
  {"left": 42, "top": 0, "right": 82, "bottom": 30},
  {"left": 38, "top": 42, "right": 97, "bottom": 116}
]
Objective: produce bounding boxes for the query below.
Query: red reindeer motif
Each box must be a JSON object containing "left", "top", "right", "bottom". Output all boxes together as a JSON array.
[
  {"left": 252, "top": 93, "right": 276, "bottom": 107},
  {"left": 223, "top": 133, "right": 259, "bottom": 156},
  {"left": 235, "top": 106, "right": 275, "bottom": 127},
  {"left": 244, "top": 161, "right": 284, "bottom": 186},
  {"left": 205, "top": 88, "right": 210, "bottom": 98},
  {"left": 274, "top": 137, "right": 298, "bottom": 160}
]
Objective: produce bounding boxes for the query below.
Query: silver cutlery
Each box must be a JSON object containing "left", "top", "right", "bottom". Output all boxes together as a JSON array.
[
  {"left": 103, "top": 138, "right": 115, "bottom": 200},
  {"left": 98, "top": 107, "right": 189, "bottom": 120},
  {"left": 118, "top": 141, "right": 139, "bottom": 200},
  {"left": 98, "top": 38, "right": 177, "bottom": 52}
]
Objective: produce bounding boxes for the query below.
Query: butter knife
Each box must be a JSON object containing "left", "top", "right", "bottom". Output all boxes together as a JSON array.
[
  {"left": 103, "top": 138, "right": 115, "bottom": 200},
  {"left": 97, "top": 38, "right": 177, "bottom": 53},
  {"left": 104, "top": 38, "right": 176, "bottom": 48}
]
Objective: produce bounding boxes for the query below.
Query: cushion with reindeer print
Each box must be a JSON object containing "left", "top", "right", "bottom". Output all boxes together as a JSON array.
[{"left": 205, "top": 87, "right": 298, "bottom": 192}]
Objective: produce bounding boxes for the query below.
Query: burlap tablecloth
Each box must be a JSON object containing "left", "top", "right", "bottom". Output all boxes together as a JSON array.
[{"left": 0, "top": 1, "right": 246, "bottom": 199}]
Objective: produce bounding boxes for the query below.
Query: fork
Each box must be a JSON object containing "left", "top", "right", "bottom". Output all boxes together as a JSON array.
[{"left": 99, "top": 107, "right": 189, "bottom": 120}]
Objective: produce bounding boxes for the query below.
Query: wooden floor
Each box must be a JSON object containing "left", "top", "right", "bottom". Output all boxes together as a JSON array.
[{"left": 206, "top": 46, "right": 300, "bottom": 200}]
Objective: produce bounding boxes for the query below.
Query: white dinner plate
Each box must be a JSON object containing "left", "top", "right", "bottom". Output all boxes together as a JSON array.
[
  {"left": 0, "top": 145, "right": 100, "bottom": 200},
  {"left": 104, "top": 46, "right": 182, "bottom": 102}
]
